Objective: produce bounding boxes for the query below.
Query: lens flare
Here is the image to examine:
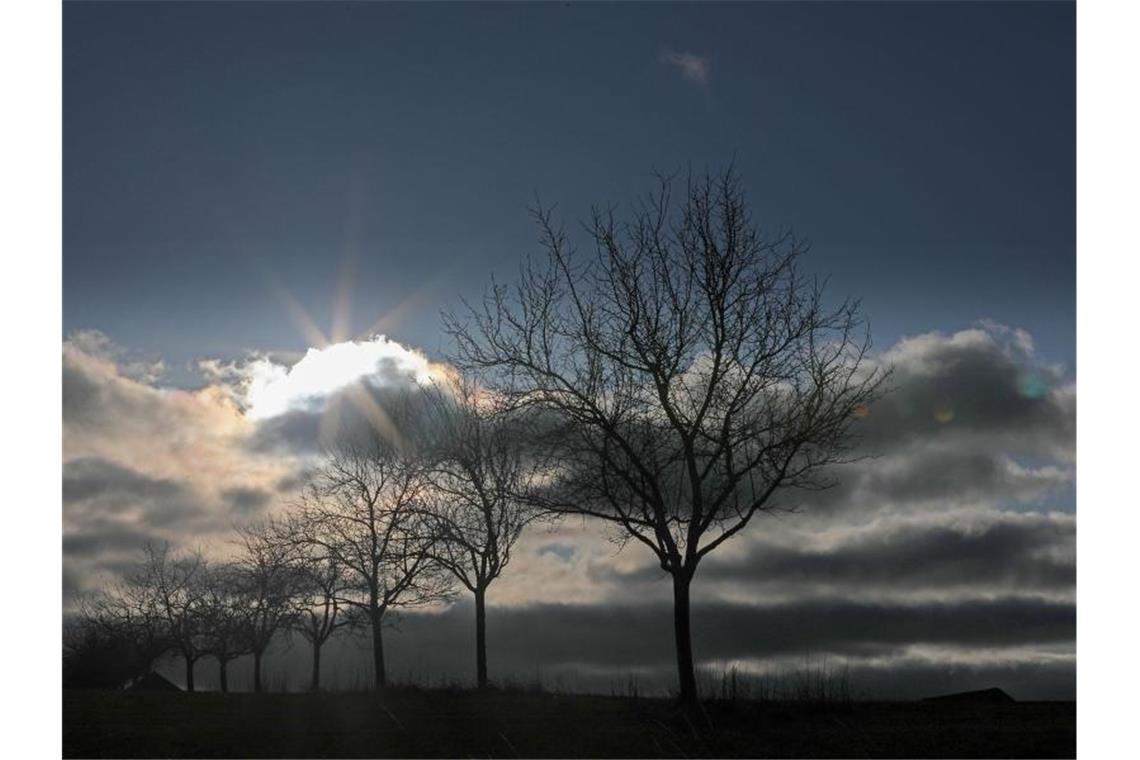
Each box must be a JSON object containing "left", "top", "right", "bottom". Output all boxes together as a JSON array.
[
  {"left": 933, "top": 400, "right": 955, "bottom": 424},
  {"left": 1017, "top": 370, "right": 1049, "bottom": 400}
]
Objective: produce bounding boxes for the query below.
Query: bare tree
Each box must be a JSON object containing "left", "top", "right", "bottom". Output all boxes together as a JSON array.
[
  {"left": 295, "top": 428, "right": 453, "bottom": 690},
  {"left": 232, "top": 521, "right": 301, "bottom": 693},
  {"left": 198, "top": 562, "right": 248, "bottom": 693},
  {"left": 444, "top": 168, "right": 884, "bottom": 706},
  {"left": 141, "top": 541, "right": 207, "bottom": 691},
  {"left": 284, "top": 522, "right": 361, "bottom": 692},
  {"left": 419, "top": 377, "right": 545, "bottom": 688}
]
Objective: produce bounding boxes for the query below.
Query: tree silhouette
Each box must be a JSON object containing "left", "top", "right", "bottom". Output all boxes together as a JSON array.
[
  {"left": 232, "top": 521, "right": 302, "bottom": 693},
  {"left": 198, "top": 562, "right": 249, "bottom": 693},
  {"left": 445, "top": 168, "right": 884, "bottom": 706},
  {"left": 141, "top": 542, "right": 207, "bottom": 691},
  {"left": 66, "top": 577, "right": 171, "bottom": 689},
  {"left": 283, "top": 521, "right": 361, "bottom": 692},
  {"left": 294, "top": 425, "right": 453, "bottom": 690},
  {"left": 419, "top": 376, "right": 546, "bottom": 688}
]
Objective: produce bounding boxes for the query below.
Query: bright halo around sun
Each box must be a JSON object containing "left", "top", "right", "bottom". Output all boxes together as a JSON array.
[{"left": 244, "top": 335, "right": 443, "bottom": 420}]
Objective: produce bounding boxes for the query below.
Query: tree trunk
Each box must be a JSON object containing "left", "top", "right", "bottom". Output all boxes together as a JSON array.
[
  {"left": 310, "top": 641, "right": 322, "bottom": 692},
  {"left": 185, "top": 655, "right": 195, "bottom": 692},
  {"left": 475, "top": 586, "right": 488, "bottom": 689},
  {"left": 253, "top": 650, "right": 263, "bottom": 693},
  {"left": 218, "top": 659, "right": 229, "bottom": 693},
  {"left": 672, "top": 571, "right": 698, "bottom": 707},
  {"left": 371, "top": 609, "right": 386, "bottom": 690}
]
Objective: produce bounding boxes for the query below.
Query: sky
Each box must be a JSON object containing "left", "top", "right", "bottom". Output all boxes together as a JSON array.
[{"left": 62, "top": 2, "right": 1075, "bottom": 698}]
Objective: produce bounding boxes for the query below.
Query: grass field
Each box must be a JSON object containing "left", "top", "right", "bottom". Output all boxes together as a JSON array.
[{"left": 63, "top": 688, "right": 1075, "bottom": 758}]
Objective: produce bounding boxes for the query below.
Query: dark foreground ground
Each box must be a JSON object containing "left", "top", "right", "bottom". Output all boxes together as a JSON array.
[{"left": 64, "top": 689, "right": 1075, "bottom": 758}]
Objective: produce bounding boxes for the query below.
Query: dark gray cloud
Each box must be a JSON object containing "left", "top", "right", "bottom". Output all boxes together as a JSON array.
[
  {"left": 62, "top": 457, "right": 206, "bottom": 531},
  {"left": 248, "top": 408, "right": 324, "bottom": 454},
  {"left": 62, "top": 566, "right": 82, "bottom": 601},
  {"left": 587, "top": 512, "right": 1074, "bottom": 604},
  {"left": 61, "top": 457, "right": 207, "bottom": 591},
  {"left": 856, "top": 328, "right": 1073, "bottom": 457},
  {"left": 467, "top": 597, "right": 1072, "bottom": 667},
  {"left": 247, "top": 375, "right": 437, "bottom": 455},
  {"left": 61, "top": 359, "right": 104, "bottom": 426},
  {"left": 222, "top": 486, "right": 272, "bottom": 516},
  {"left": 274, "top": 473, "right": 307, "bottom": 494},
  {"left": 63, "top": 457, "right": 185, "bottom": 506},
  {"left": 63, "top": 343, "right": 177, "bottom": 435},
  {"left": 146, "top": 596, "right": 1074, "bottom": 699},
  {"left": 594, "top": 512, "right": 1074, "bottom": 598},
  {"left": 775, "top": 328, "right": 1075, "bottom": 518},
  {"left": 859, "top": 447, "right": 1067, "bottom": 505},
  {"left": 287, "top": 597, "right": 1073, "bottom": 689},
  {"left": 62, "top": 523, "right": 161, "bottom": 558}
]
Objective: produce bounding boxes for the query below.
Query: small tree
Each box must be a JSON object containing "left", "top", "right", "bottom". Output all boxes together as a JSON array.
[
  {"left": 285, "top": 524, "right": 361, "bottom": 692},
  {"left": 295, "top": 426, "right": 453, "bottom": 690},
  {"left": 141, "top": 542, "right": 207, "bottom": 691},
  {"left": 198, "top": 563, "right": 248, "bottom": 693},
  {"left": 233, "top": 521, "right": 301, "bottom": 693},
  {"left": 420, "top": 377, "right": 545, "bottom": 688},
  {"left": 445, "top": 168, "right": 884, "bottom": 706}
]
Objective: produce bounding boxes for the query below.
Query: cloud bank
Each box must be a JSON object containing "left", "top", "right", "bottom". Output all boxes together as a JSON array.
[{"left": 62, "top": 323, "right": 1075, "bottom": 697}]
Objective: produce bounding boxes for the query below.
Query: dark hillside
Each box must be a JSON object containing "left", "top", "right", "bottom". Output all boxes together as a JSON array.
[{"left": 64, "top": 688, "right": 1075, "bottom": 758}]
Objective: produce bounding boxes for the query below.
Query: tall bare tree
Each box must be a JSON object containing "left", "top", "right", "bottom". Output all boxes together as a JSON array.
[
  {"left": 444, "top": 168, "right": 884, "bottom": 706},
  {"left": 141, "top": 541, "right": 207, "bottom": 691},
  {"left": 232, "top": 521, "right": 301, "bottom": 693},
  {"left": 419, "top": 377, "right": 545, "bottom": 688},
  {"left": 295, "top": 429, "right": 453, "bottom": 689}
]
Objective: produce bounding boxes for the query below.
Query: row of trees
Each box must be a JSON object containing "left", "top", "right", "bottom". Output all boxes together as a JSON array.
[
  {"left": 68, "top": 381, "right": 543, "bottom": 693},
  {"left": 66, "top": 169, "right": 884, "bottom": 707},
  {"left": 66, "top": 519, "right": 355, "bottom": 692}
]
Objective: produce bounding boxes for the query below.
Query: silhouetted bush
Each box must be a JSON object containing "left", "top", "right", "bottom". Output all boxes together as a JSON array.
[{"left": 63, "top": 619, "right": 152, "bottom": 689}]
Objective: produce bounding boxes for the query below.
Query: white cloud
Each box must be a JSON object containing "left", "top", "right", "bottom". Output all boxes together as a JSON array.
[
  {"left": 243, "top": 335, "right": 441, "bottom": 419},
  {"left": 67, "top": 328, "right": 166, "bottom": 383},
  {"left": 213, "top": 335, "right": 444, "bottom": 420},
  {"left": 660, "top": 49, "right": 710, "bottom": 86}
]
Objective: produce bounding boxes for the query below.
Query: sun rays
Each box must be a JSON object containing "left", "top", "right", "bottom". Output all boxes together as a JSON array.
[{"left": 253, "top": 267, "right": 451, "bottom": 452}]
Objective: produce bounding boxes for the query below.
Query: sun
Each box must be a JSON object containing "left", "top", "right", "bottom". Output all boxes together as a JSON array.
[
  {"left": 244, "top": 336, "right": 444, "bottom": 420},
  {"left": 243, "top": 267, "right": 451, "bottom": 443}
]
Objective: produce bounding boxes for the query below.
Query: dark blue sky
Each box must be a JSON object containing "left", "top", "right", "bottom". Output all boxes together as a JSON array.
[{"left": 64, "top": 1, "right": 1075, "bottom": 376}]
